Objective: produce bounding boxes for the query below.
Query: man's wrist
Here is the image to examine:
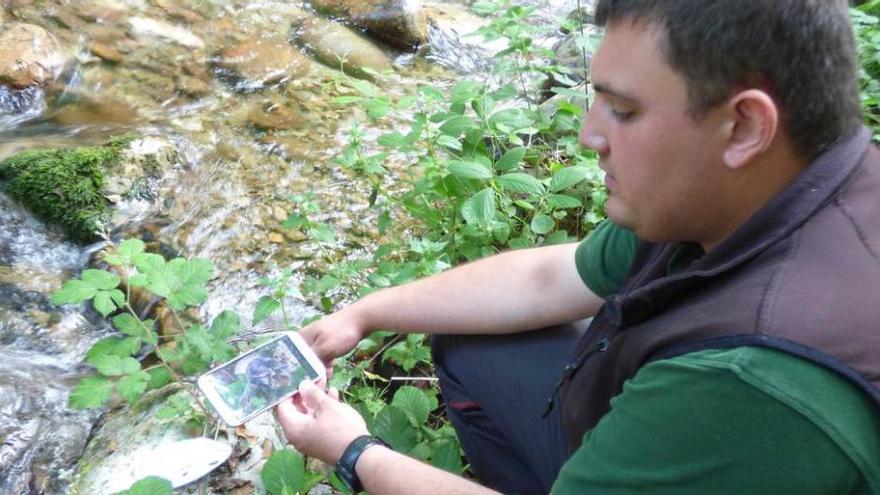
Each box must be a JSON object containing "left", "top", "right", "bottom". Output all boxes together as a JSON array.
[{"left": 335, "top": 435, "right": 389, "bottom": 493}]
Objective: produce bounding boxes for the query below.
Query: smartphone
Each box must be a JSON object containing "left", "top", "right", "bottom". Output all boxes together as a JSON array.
[{"left": 197, "top": 332, "right": 325, "bottom": 426}]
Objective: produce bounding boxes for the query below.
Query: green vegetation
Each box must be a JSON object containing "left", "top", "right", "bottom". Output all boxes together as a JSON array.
[
  {"left": 0, "top": 137, "right": 130, "bottom": 242},
  {"left": 48, "top": 2, "right": 880, "bottom": 493}
]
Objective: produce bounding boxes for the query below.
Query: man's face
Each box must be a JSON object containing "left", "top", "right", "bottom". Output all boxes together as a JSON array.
[{"left": 580, "top": 21, "right": 730, "bottom": 243}]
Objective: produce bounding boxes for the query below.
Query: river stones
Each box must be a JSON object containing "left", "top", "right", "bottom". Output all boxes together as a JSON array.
[
  {"left": 216, "top": 37, "right": 311, "bottom": 90},
  {"left": 128, "top": 16, "right": 205, "bottom": 49},
  {"left": 0, "top": 23, "right": 65, "bottom": 88},
  {"left": 308, "top": 0, "right": 428, "bottom": 49},
  {"left": 292, "top": 15, "right": 393, "bottom": 79}
]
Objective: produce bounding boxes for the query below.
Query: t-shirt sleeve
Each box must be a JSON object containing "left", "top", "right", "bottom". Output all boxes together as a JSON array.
[
  {"left": 551, "top": 351, "right": 867, "bottom": 495},
  {"left": 574, "top": 219, "right": 639, "bottom": 298}
]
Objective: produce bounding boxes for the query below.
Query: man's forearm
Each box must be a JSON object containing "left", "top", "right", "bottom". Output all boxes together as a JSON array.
[
  {"left": 347, "top": 242, "right": 603, "bottom": 335},
  {"left": 357, "top": 445, "right": 500, "bottom": 495}
]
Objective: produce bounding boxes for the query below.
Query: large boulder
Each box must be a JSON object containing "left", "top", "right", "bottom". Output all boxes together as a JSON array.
[
  {"left": 0, "top": 23, "right": 65, "bottom": 88},
  {"left": 309, "top": 0, "right": 427, "bottom": 49},
  {"left": 215, "top": 37, "right": 311, "bottom": 90},
  {"left": 292, "top": 15, "right": 393, "bottom": 79}
]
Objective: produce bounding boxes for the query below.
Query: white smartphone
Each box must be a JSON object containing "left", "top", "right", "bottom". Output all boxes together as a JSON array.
[{"left": 197, "top": 332, "right": 325, "bottom": 426}]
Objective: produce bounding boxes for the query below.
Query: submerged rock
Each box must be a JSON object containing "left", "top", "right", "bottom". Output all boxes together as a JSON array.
[
  {"left": 309, "top": 0, "right": 427, "bottom": 49},
  {"left": 0, "top": 23, "right": 66, "bottom": 88},
  {"left": 128, "top": 16, "right": 205, "bottom": 49},
  {"left": 216, "top": 37, "right": 311, "bottom": 91},
  {"left": 292, "top": 15, "right": 393, "bottom": 80}
]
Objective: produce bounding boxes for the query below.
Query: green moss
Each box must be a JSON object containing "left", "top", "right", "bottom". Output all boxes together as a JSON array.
[{"left": 0, "top": 137, "right": 132, "bottom": 243}]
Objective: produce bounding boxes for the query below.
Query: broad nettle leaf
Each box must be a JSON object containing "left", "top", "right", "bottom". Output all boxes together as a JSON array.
[
  {"left": 120, "top": 476, "right": 173, "bottom": 495},
  {"left": 261, "top": 449, "right": 305, "bottom": 495},
  {"left": 546, "top": 194, "right": 583, "bottom": 209},
  {"left": 549, "top": 166, "right": 588, "bottom": 192},
  {"left": 371, "top": 405, "right": 419, "bottom": 453},
  {"left": 461, "top": 188, "right": 496, "bottom": 227},
  {"left": 495, "top": 147, "right": 527, "bottom": 171},
  {"left": 447, "top": 160, "right": 493, "bottom": 181},
  {"left": 530, "top": 213, "right": 556, "bottom": 235},
  {"left": 253, "top": 296, "right": 281, "bottom": 326},
  {"left": 69, "top": 376, "right": 113, "bottom": 409},
  {"left": 116, "top": 370, "right": 150, "bottom": 404},
  {"left": 211, "top": 310, "right": 241, "bottom": 339},
  {"left": 496, "top": 173, "right": 544, "bottom": 196},
  {"left": 392, "top": 386, "right": 433, "bottom": 426}
]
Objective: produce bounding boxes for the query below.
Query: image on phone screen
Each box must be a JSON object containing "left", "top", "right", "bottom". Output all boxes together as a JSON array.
[{"left": 200, "top": 336, "right": 319, "bottom": 423}]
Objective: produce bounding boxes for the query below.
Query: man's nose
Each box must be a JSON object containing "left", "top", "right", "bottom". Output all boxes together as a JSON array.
[{"left": 579, "top": 110, "right": 609, "bottom": 155}]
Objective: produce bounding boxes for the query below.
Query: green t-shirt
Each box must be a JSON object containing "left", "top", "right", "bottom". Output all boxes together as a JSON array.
[{"left": 553, "top": 219, "right": 880, "bottom": 494}]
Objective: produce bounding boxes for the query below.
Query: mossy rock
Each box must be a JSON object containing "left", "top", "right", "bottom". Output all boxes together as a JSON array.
[{"left": 0, "top": 137, "right": 131, "bottom": 243}]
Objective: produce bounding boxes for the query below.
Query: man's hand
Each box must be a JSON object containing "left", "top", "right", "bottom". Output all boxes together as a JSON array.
[
  {"left": 300, "top": 308, "right": 369, "bottom": 366},
  {"left": 275, "top": 380, "right": 369, "bottom": 464}
]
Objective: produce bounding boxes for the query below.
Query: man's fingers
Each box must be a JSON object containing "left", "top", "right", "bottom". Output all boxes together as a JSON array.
[
  {"left": 298, "top": 379, "right": 327, "bottom": 411},
  {"left": 276, "top": 397, "right": 309, "bottom": 430},
  {"left": 328, "top": 387, "right": 340, "bottom": 400}
]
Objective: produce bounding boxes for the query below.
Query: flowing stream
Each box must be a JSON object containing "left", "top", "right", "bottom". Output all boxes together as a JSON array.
[{"left": 0, "top": 0, "right": 582, "bottom": 492}]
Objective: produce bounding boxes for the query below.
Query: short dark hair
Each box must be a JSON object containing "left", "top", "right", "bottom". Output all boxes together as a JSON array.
[{"left": 595, "top": 0, "right": 863, "bottom": 159}]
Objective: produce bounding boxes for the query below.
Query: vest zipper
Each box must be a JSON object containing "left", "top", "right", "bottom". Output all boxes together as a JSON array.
[{"left": 541, "top": 337, "right": 610, "bottom": 417}]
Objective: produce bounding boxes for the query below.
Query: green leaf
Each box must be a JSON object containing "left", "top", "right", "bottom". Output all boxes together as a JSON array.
[
  {"left": 86, "top": 336, "right": 141, "bottom": 362},
  {"left": 461, "top": 188, "right": 496, "bottom": 227},
  {"left": 253, "top": 296, "right": 281, "bottom": 325},
  {"left": 148, "top": 258, "right": 213, "bottom": 310},
  {"left": 92, "top": 291, "right": 117, "bottom": 317},
  {"left": 530, "top": 213, "right": 555, "bottom": 235},
  {"left": 120, "top": 476, "right": 173, "bottom": 495},
  {"left": 447, "top": 161, "right": 492, "bottom": 180},
  {"left": 431, "top": 440, "right": 464, "bottom": 474},
  {"left": 495, "top": 147, "right": 527, "bottom": 171},
  {"left": 113, "top": 313, "right": 149, "bottom": 339},
  {"left": 116, "top": 371, "right": 150, "bottom": 404},
  {"left": 107, "top": 239, "right": 146, "bottom": 266},
  {"left": 549, "top": 166, "right": 588, "bottom": 192},
  {"left": 372, "top": 405, "right": 419, "bottom": 453},
  {"left": 69, "top": 376, "right": 113, "bottom": 409},
  {"left": 91, "top": 355, "right": 141, "bottom": 376},
  {"left": 261, "top": 449, "right": 305, "bottom": 495},
  {"left": 51, "top": 280, "right": 97, "bottom": 305},
  {"left": 546, "top": 194, "right": 583, "bottom": 209},
  {"left": 439, "top": 116, "right": 479, "bottom": 136},
  {"left": 81, "top": 269, "right": 121, "bottom": 291},
  {"left": 332, "top": 95, "right": 363, "bottom": 105},
  {"left": 133, "top": 252, "right": 165, "bottom": 273},
  {"left": 211, "top": 310, "right": 241, "bottom": 339},
  {"left": 496, "top": 173, "right": 544, "bottom": 196},
  {"left": 392, "top": 386, "right": 433, "bottom": 426},
  {"left": 146, "top": 367, "right": 173, "bottom": 390}
]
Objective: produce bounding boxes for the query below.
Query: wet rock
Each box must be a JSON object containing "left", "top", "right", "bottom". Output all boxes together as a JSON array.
[
  {"left": 308, "top": 0, "right": 428, "bottom": 49},
  {"left": 88, "top": 42, "right": 125, "bottom": 64},
  {"left": 154, "top": 0, "right": 204, "bottom": 25},
  {"left": 177, "top": 75, "right": 211, "bottom": 98},
  {"left": 247, "top": 101, "right": 305, "bottom": 131},
  {"left": 216, "top": 37, "right": 310, "bottom": 90},
  {"left": 104, "top": 136, "right": 179, "bottom": 201},
  {"left": 49, "top": 96, "right": 139, "bottom": 127},
  {"left": 76, "top": 1, "right": 127, "bottom": 24},
  {"left": 128, "top": 16, "right": 205, "bottom": 49},
  {"left": 292, "top": 15, "right": 393, "bottom": 80},
  {"left": 0, "top": 23, "right": 66, "bottom": 88}
]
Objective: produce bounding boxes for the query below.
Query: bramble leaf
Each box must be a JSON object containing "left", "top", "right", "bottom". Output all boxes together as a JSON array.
[
  {"left": 69, "top": 376, "right": 113, "bottom": 409},
  {"left": 51, "top": 279, "right": 97, "bottom": 304},
  {"left": 120, "top": 476, "right": 173, "bottom": 495},
  {"left": 261, "top": 449, "right": 305, "bottom": 495},
  {"left": 116, "top": 371, "right": 150, "bottom": 404},
  {"left": 392, "top": 386, "right": 433, "bottom": 426},
  {"left": 86, "top": 336, "right": 141, "bottom": 363},
  {"left": 211, "top": 310, "right": 241, "bottom": 339},
  {"left": 91, "top": 355, "right": 141, "bottom": 376},
  {"left": 81, "top": 269, "right": 121, "bottom": 291},
  {"left": 372, "top": 405, "right": 418, "bottom": 453},
  {"left": 92, "top": 291, "right": 119, "bottom": 317},
  {"left": 146, "top": 367, "right": 173, "bottom": 390}
]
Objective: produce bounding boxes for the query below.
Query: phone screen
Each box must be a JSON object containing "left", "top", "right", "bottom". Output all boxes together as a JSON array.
[{"left": 199, "top": 336, "right": 319, "bottom": 423}]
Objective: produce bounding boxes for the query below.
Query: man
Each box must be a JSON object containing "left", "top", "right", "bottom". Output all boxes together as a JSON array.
[{"left": 276, "top": 1, "right": 880, "bottom": 493}]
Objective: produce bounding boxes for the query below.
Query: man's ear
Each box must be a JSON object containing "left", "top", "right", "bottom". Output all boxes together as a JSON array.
[{"left": 723, "top": 89, "right": 779, "bottom": 170}]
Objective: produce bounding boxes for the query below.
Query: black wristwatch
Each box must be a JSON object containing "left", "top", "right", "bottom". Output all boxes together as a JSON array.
[{"left": 335, "top": 435, "right": 390, "bottom": 493}]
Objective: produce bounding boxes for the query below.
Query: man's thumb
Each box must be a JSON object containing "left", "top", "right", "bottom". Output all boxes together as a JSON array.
[{"left": 298, "top": 380, "right": 326, "bottom": 410}]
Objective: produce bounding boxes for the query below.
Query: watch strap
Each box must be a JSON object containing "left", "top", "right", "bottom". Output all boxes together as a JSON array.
[{"left": 335, "top": 435, "right": 389, "bottom": 493}]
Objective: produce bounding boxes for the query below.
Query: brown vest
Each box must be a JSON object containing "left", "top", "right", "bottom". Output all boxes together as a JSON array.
[{"left": 560, "top": 127, "right": 880, "bottom": 450}]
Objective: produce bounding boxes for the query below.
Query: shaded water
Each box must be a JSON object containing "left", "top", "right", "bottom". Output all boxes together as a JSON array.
[{"left": 0, "top": 0, "right": 581, "bottom": 492}]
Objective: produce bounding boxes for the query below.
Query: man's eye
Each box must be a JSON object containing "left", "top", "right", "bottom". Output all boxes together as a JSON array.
[{"left": 610, "top": 108, "right": 635, "bottom": 122}]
